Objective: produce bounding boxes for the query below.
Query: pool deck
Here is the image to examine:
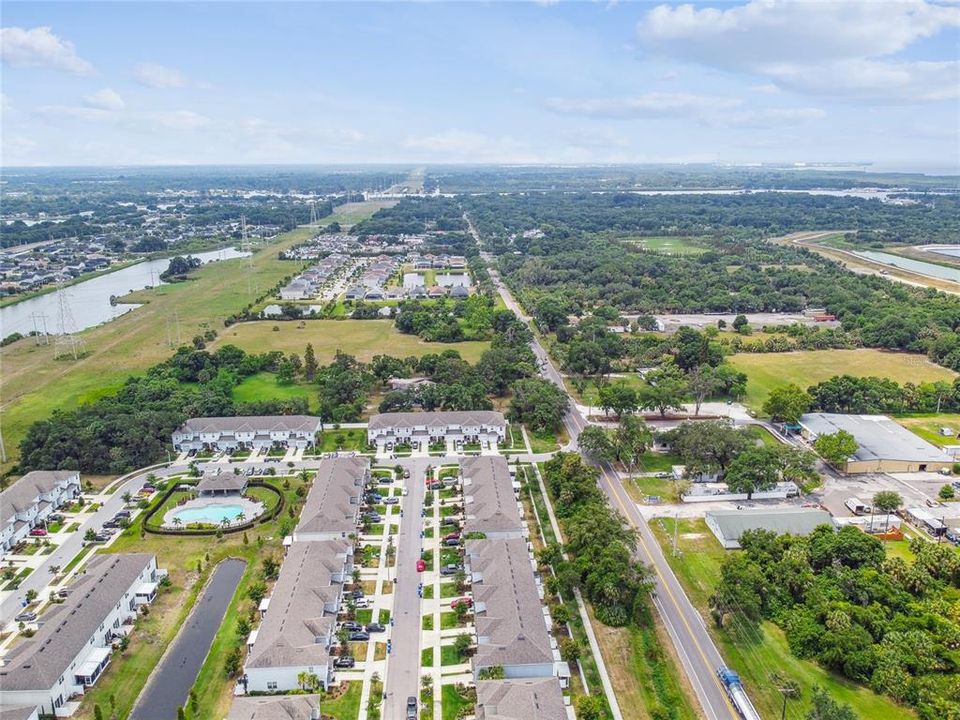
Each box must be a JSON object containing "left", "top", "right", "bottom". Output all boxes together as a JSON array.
[{"left": 162, "top": 495, "right": 265, "bottom": 528}]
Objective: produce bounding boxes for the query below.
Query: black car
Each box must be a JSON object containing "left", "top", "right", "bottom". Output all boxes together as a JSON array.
[
  {"left": 341, "top": 621, "right": 362, "bottom": 631},
  {"left": 443, "top": 538, "right": 460, "bottom": 546},
  {"left": 102, "top": 520, "right": 119, "bottom": 529},
  {"left": 114, "top": 510, "right": 131, "bottom": 518},
  {"left": 366, "top": 622, "right": 385, "bottom": 633},
  {"left": 364, "top": 513, "right": 382, "bottom": 523},
  {"left": 334, "top": 656, "right": 356, "bottom": 668},
  {"left": 349, "top": 631, "right": 370, "bottom": 641},
  {"left": 407, "top": 696, "right": 418, "bottom": 719},
  {"left": 351, "top": 589, "right": 364, "bottom": 599}
]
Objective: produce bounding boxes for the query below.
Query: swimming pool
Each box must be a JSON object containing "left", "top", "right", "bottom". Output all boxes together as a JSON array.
[{"left": 172, "top": 503, "right": 247, "bottom": 525}]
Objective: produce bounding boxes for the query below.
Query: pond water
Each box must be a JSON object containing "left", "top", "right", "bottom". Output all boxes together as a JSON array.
[
  {"left": 926, "top": 246, "right": 960, "bottom": 259},
  {"left": 1, "top": 246, "right": 250, "bottom": 337},
  {"left": 855, "top": 250, "right": 960, "bottom": 283}
]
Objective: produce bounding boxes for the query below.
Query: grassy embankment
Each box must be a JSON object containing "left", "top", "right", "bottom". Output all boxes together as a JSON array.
[
  {"left": 0, "top": 226, "right": 317, "bottom": 474},
  {"left": 729, "top": 349, "right": 956, "bottom": 411},
  {"left": 650, "top": 517, "right": 917, "bottom": 720}
]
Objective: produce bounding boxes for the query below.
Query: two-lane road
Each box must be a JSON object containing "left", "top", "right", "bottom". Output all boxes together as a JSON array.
[{"left": 475, "top": 228, "right": 739, "bottom": 720}]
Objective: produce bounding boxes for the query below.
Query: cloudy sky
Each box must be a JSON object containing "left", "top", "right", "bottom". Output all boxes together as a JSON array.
[{"left": 2, "top": 1, "right": 958, "bottom": 170}]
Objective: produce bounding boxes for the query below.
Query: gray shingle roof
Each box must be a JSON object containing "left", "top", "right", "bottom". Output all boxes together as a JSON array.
[
  {"left": 175, "top": 415, "right": 322, "bottom": 435},
  {"left": 227, "top": 695, "right": 321, "bottom": 720},
  {"left": 461, "top": 456, "right": 523, "bottom": 536},
  {"left": 295, "top": 458, "right": 367, "bottom": 536},
  {"left": 0, "top": 553, "right": 154, "bottom": 691},
  {"left": 465, "top": 538, "right": 554, "bottom": 671},
  {"left": 196, "top": 473, "right": 248, "bottom": 493},
  {"left": 1, "top": 470, "right": 78, "bottom": 525},
  {"left": 245, "top": 540, "right": 350, "bottom": 670},
  {"left": 799, "top": 413, "right": 954, "bottom": 464},
  {"left": 0, "top": 706, "right": 40, "bottom": 720},
  {"left": 476, "top": 679, "right": 567, "bottom": 720},
  {"left": 368, "top": 410, "right": 505, "bottom": 431}
]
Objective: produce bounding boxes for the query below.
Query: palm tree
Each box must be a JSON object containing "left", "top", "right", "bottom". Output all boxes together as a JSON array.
[
  {"left": 172, "top": 517, "right": 182, "bottom": 529},
  {"left": 236, "top": 512, "right": 246, "bottom": 524}
]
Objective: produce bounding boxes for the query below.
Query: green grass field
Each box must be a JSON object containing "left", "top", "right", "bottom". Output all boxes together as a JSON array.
[
  {"left": 894, "top": 413, "right": 960, "bottom": 448},
  {"left": 626, "top": 236, "right": 707, "bottom": 255},
  {"left": 650, "top": 518, "right": 917, "bottom": 720},
  {"left": 232, "top": 371, "right": 320, "bottom": 410},
  {"left": 730, "top": 349, "right": 956, "bottom": 410},
  {"left": 316, "top": 199, "right": 397, "bottom": 228},
  {"left": 215, "top": 319, "right": 489, "bottom": 365}
]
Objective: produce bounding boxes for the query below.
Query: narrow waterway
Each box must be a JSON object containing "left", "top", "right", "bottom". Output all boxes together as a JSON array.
[
  {"left": 855, "top": 250, "right": 960, "bottom": 283},
  {"left": 1, "top": 247, "right": 249, "bottom": 337},
  {"left": 128, "top": 557, "right": 247, "bottom": 720}
]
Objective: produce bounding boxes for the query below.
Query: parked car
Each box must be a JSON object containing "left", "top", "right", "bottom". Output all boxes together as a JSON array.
[
  {"left": 351, "top": 588, "right": 365, "bottom": 599},
  {"left": 428, "top": 481, "right": 442, "bottom": 490},
  {"left": 407, "top": 696, "right": 418, "bottom": 719},
  {"left": 402, "top": 487, "right": 409, "bottom": 496},
  {"left": 334, "top": 656, "right": 356, "bottom": 668},
  {"left": 366, "top": 622, "right": 386, "bottom": 633},
  {"left": 444, "top": 532, "right": 461, "bottom": 541},
  {"left": 403, "top": 469, "right": 410, "bottom": 479},
  {"left": 349, "top": 631, "right": 370, "bottom": 641},
  {"left": 354, "top": 598, "right": 371, "bottom": 609},
  {"left": 378, "top": 476, "right": 393, "bottom": 484},
  {"left": 384, "top": 497, "right": 399, "bottom": 505},
  {"left": 115, "top": 510, "right": 131, "bottom": 518},
  {"left": 439, "top": 564, "right": 462, "bottom": 576},
  {"left": 47, "top": 513, "right": 64, "bottom": 522},
  {"left": 341, "top": 621, "right": 362, "bottom": 631},
  {"left": 366, "top": 494, "right": 383, "bottom": 503},
  {"left": 14, "top": 612, "right": 37, "bottom": 623},
  {"left": 416, "top": 559, "right": 426, "bottom": 573},
  {"left": 29, "top": 528, "right": 47, "bottom": 537},
  {"left": 102, "top": 520, "right": 119, "bottom": 529},
  {"left": 450, "top": 597, "right": 473, "bottom": 608},
  {"left": 443, "top": 538, "right": 461, "bottom": 547},
  {"left": 364, "top": 513, "right": 382, "bottom": 522},
  {"left": 99, "top": 527, "right": 117, "bottom": 536}
]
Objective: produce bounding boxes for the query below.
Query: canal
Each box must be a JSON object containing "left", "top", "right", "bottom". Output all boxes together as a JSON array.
[
  {"left": 1, "top": 247, "right": 249, "bottom": 337},
  {"left": 855, "top": 250, "right": 960, "bottom": 283},
  {"left": 129, "top": 557, "right": 247, "bottom": 720}
]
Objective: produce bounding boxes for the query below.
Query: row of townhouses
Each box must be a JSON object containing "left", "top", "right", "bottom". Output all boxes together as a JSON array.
[
  {"left": 366, "top": 410, "right": 506, "bottom": 449},
  {"left": 171, "top": 415, "right": 323, "bottom": 454},
  {"left": 1, "top": 471, "right": 81, "bottom": 555},
  {"left": 278, "top": 253, "right": 349, "bottom": 300},
  {"left": 460, "top": 456, "right": 527, "bottom": 540},
  {"left": 240, "top": 457, "right": 368, "bottom": 696},
  {"left": 0, "top": 554, "right": 162, "bottom": 717}
]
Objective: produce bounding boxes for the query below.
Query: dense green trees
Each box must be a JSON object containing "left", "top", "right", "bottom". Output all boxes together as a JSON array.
[
  {"left": 807, "top": 375, "right": 960, "bottom": 415},
  {"left": 508, "top": 379, "right": 568, "bottom": 432},
  {"left": 710, "top": 527, "right": 960, "bottom": 718},
  {"left": 763, "top": 384, "right": 812, "bottom": 423},
  {"left": 812, "top": 430, "right": 859, "bottom": 467}
]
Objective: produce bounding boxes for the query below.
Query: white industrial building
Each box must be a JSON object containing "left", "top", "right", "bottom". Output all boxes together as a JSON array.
[{"left": 705, "top": 508, "right": 833, "bottom": 549}]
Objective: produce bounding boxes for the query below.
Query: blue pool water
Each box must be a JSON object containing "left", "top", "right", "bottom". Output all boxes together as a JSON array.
[{"left": 173, "top": 503, "right": 247, "bottom": 524}]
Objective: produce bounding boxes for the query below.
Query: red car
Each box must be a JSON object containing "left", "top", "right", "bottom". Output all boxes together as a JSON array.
[
  {"left": 416, "top": 559, "right": 426, "bottom": 573},
  {"left": 450, "top": 597, "right": 473, "bottom": 608},
  {"left": 29, "top": 528, "right": 47, "bottom": 537},
  {"left": 444, "top": 532, "right": 461, "bottom": 541}
]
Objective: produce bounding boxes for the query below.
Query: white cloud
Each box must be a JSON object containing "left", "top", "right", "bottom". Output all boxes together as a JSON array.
[
  {"left": 134, "top": 62, "right": 188, "bottom": 88},
  {"left": 151, "top": 110, "right": 211, "bottom": 131},
  {"left": 403, "top": 130, "right": 534, "bottom": 162},
  {"left": 543, "top": 92, "right": 740, "bottom": 119},
  {"left": 0, "top": 26, "right": 94, "bottom": 75},
  {"left": 636, "top": 0, "right": 960, "bottom": 102},
  {"left": 83, "top": 88, "right": 125, "bottom": 112}
]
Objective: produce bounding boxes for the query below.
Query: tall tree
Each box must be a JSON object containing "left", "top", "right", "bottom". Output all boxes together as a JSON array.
[
  {"left": 597, "top": 381, "right": 639, "bottom": 417},
  {"left": 615, "top": 414, "right": 653, "bottom": 475},
  {"left": 687, "top": 364, "right": 723, "bottom": 415},
  {"left": 806, "top": 687, "right": 857, "bottom": 720},
  {"left": 813, "top": 430, "right": 858, "bottom": 468},
  {"left": 578, "top": 425, "right": 616, "bottom": 462},
  {"left": 640, "top": 364, "right": 688, "bottom": 417},
  {"left": 763, "top": 383, "right": 812, "bottom": 424},
  {"left": 724, "top": 445, "right": 781, "bottom": 499},
  {"left": 303, "top": 343, "right": 318, "bottom": 382},
  {"left": 872, "top": 490, "right": 903, "bottom": 531}
]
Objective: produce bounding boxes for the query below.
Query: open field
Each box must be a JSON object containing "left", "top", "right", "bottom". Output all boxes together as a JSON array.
[
  {"left": 232, "top": 371, "right": 321, "bottom": 410},
  {"left": 0, "top": 226, "right": 318, "bottom": 473},
  {"left": 625, "top": 235, "right": 707, "bottom": 255},
  {"left": 215, "top": 319, "right": 490, "bottom": 364},
  {"left": 894, "top": 413, "right": 960, "bottom": 448},
  {"left": 729, "top": 349, "right": 956, "bottom": 410},
  {"left": 650, "top": 517, "right": 917, "bottom": 720},
  {"left": 317, "top": 199, "right": 396, "bottom": 228}
]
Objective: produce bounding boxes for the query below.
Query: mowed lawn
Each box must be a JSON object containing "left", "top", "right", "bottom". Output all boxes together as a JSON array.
[
  {"left": 730, "top": 349, "right": 956, "bottom": 410},
  {"left": 0, "top": 226, "right": 323, "bottom": 473},
  {"left": 626, "top": 235, "right": 707, "bottom": 255},
  {"left": 894, "top": 413, "right": 960, "bottom": 447},
  {"left": 232, "top": 371, "right": 321, "bottom": 410},
  {"left": 215, "top": 319, "right": 490, "bottom": 364},
  {"left": 650, "top": 518, "right": 917, "bottom": 720},
  {"left": 317, "top": 199, "right": 396, "bottom": 227}
]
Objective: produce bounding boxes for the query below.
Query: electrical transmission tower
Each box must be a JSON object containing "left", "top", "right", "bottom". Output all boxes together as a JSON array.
[
  {"left": 30, "top": 312, "right": 50, "bottom": 345},
  {"left": 309, "top": 202, "right": 319, "bottom": 226},
  {"left": 53, "top": 279, "right": 85, "bottom": 360}
]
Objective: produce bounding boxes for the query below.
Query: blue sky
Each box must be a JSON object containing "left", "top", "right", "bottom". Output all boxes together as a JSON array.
[{"left": 2, "top": 1, "right": 958, "bottom": 169}]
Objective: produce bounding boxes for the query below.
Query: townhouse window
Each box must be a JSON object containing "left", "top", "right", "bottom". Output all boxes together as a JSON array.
[{"left": 267, "top": 681, "right": 278, "bottom": 690}]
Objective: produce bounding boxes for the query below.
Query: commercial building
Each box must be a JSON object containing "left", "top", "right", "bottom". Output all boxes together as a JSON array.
[
  {"left": 461, "top": 456, "right": 525, "bottom": 539},
  {"left": 367, "top": 410, "right": 506, "bottom": 449},
  {"left": 293, "top": 457, "right": 368, "bottom": 542},
  {"left": 172, "top": 415, "right": 322, "bottom": 453},
  {"left": 476, "top": 679, "right": 569, "bottom": 720},
  {"left": 903, "top": 506, "right": 948, "bottom": 538},
  {"left": 0, "top": 554, "right": 161, "bottom": 716},
  {"left": 465, "top": 538, "right": 566, "bottom": 683},
  {"left": 705, "top": 508, "right": 833, "bottom": 549},
  {"left": 799, "top": 413, "right": 955, "bottom": 473},
  {"left": 227, "top": 695, "right": 321, "bottom": 720},
  {"left": 1, "top": 470, "right": 81, "bottom": 554},
  {"left": 243, "top": 540, "right": 352, "bottom": 693}
]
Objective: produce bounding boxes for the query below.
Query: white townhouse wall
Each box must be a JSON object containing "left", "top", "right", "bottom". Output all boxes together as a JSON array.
[
  {"left": 366, "top": 411, "right": 506, "bottom": 446},
  {"left": 1, "top": 471, "right": 81, "bottom": 554},
  {"left": 243, "top": 540, "right": 352, "bottom": 693},
  {"left": 465, "top": 538, "right": 565, "bottom": 683},
  {"left": 171, "top": 416, "right": 322, "bottom": 453},
  {"left": 0, "top": 554, "right": 160, "bottom": 716},
  {"left": 293, "top": 457, "right": 368, "bottom": 542},
  {"left": 461, "top": 456, "right": 526, "bottom": 540}
]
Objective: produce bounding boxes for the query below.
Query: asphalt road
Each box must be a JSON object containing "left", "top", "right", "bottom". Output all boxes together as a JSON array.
[
  {"left": 0, "top": 463, "right": 180, "bottom": 624},
  {"left": 480, "top": 243, "right": 741, "bottom": 720},
  {"left": 129, "top": 558, "right": 247, "bottom": 720},
  {"left": 383, "top": 457, "right": 429, "bottom": 720}
]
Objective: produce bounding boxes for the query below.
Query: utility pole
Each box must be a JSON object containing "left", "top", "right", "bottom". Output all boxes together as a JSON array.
[
  {"left": 672, "top": 510, "right": 679, "bottom": 557},
  {"left": 775, "top": 680, "right": 799, "bottom": 720}
]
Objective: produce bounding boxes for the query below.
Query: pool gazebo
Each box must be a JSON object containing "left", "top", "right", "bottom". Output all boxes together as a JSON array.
[{"left": 196, "top": 473, "right": 248, "bottom": 496}]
